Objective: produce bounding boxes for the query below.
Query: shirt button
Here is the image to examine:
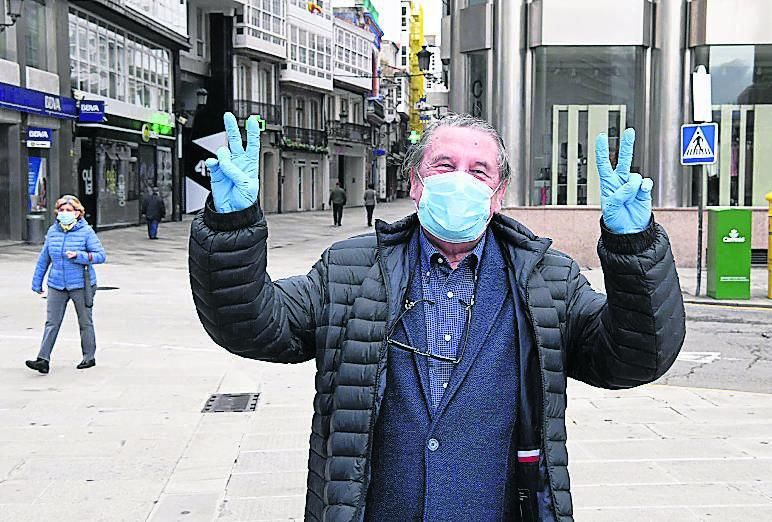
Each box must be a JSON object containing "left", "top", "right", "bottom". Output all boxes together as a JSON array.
[
  {"left": 446, "top": 291, "right": 454, "bottom": 299},
  {"left": 437, "top": 258, "right": 444, "bottom": 264},
  {"left": 444, "top": 334, "right": 451, "bottom": 342},
  {"left": 427, "top": 438, "right": 440, "bottom": 451},
  {"left": 442, "top": 382, "right": 448, "bottom": 389}
]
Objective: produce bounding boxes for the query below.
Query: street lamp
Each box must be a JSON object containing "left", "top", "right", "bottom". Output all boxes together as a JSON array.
[
  {"left": 417, "top": 45, "right": 432, "bottom": 73},
  {"left": 0, "top": 0, "right": 24, "bottom": 32},
  {"left": 196, "top": 87, "right": 208, "bottom": 107}
]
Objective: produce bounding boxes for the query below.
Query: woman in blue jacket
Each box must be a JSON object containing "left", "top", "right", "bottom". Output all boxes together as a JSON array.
[{"left": 27, "top": 195, "right": 106, "bottom": 374}]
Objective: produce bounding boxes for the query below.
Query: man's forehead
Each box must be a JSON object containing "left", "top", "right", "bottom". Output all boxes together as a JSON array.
[{"left": 425, "top": 126, "right": 499, "bottom": 160}]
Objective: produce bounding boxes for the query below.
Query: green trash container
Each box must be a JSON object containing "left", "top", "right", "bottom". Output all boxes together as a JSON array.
[{"left": 707, "top": 208, "right": 752, "bottom": 300}]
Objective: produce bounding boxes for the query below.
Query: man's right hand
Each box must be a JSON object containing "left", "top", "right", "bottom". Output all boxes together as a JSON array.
[{"left": 206, "top": 112, "right": 261, "bottom": 213}]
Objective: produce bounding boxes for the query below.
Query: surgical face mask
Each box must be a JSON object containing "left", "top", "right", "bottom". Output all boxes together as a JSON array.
[
  {"left": 416, "top": 171, "right": 500, "bottom": 244},
  {"left": 57, "top": 211, "right": 77, "bottom": 226}
]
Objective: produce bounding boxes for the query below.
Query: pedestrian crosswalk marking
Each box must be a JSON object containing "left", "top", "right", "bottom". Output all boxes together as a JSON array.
[{"left": 683, "top": 127, "right": 713, "bottom": 159}]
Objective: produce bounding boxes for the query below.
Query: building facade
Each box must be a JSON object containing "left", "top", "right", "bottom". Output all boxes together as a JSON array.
[
  {"left": 0, "top": 0, "right": 76, "bottom": 240},
  {"left": 328, "top": 7, "right": 379, "bottom": 210},
  {"left": 68, "top": 2, "right": 187, "bottom": 229},
  {"left": 444, "top": 0, "right": 772, "bottom": 210},
  {"left": 379, "top": 39, "right": 410, "bottom": 200}
]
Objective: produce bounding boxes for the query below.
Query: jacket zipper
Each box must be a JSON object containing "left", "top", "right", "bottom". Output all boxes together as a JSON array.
[
  {"left": 352, "top": 238, "right": 394, "bottom": 522},
  {"left": 524, "top": 268, "right": 561, "bottom": 522}
]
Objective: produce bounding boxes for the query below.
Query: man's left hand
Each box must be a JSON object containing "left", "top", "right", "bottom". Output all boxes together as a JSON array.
[
  {"left": 595, "top": 128, "right": 653, "bottom": 234},
  {"left": 66, "top": 251, "right": 77, "bottom": 259}
]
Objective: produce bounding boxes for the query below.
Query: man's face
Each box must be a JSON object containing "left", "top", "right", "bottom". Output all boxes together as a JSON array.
[{"left": 409, "top": 126, "right": 508, "bottom": 214}]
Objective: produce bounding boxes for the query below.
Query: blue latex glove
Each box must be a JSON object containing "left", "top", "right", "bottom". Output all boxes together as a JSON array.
[
  {"left": 595, "top": 128, "right": 654, "bottom": 234},
  {"left": 206, "top": 112, "right": 261, "bottom": 213}
]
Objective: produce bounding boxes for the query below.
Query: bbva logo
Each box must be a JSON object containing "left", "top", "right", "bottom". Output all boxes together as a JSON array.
[
  {"left": 81, "top": 103, "right": 101, "bottom": 112},
  {"left": 44, "top": 96, "right": 62, "bottom": 111},
  {"left": 28, "top": 130, "right": 50, "bottom": 138}
]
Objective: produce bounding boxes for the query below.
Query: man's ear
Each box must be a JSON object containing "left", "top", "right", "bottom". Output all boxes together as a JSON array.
[
  {"left": 491, "top": 178, "right": 509, "bottom": 214},
  {"left": 409, "top": 168, "right": 422, "bottom": 203}
]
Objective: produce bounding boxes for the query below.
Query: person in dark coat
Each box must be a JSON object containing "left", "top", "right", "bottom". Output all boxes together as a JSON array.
[
  {"left": 329, "top": 182, "right": 347, "bottom": 226},
  {"left": 363, "top": 183, "right": 376, "bottom": 226},
  {"left": 189, "top": 112, "right": 685, "bottom": 521},
  {"left": 141, "top": 187, "right": 166, "bottom": 239}
]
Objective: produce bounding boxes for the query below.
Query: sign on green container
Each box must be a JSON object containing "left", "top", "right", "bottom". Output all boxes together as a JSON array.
[{"left": 707, "top": 208, "right": 752, "bottom": 299}]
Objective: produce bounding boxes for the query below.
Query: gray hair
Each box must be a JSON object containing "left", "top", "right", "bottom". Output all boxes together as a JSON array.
[{"left": 402, "top": 113, "right": 512, "bottom": 182}]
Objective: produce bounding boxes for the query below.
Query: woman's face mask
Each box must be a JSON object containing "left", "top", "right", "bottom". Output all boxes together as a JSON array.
[
  {"left": 416, "top": 171, "right": 502, "bottom": 244},
  {"left": 57, "top": 211, "right": 77, "bottom": 226}
]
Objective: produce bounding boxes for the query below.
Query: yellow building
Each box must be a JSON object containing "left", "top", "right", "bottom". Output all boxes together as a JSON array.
[{"left": 408, "top": 2, "right": 425, "bottom": 133}]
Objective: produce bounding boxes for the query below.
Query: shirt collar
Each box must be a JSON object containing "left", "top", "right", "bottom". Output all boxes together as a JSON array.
[{"left": 419, "top": 228, "right": 486, "bottom": 273}]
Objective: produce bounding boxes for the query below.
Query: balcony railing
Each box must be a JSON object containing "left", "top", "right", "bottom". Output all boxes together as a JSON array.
[
  {"left": 283, "top": 126, "right": 327, "bottom": 149},
  {"left": 233, "top": 100, "right": 282, "bottom": 126},
  {"left": 327, "top": 121, "right": 371, "bottom": 143}
]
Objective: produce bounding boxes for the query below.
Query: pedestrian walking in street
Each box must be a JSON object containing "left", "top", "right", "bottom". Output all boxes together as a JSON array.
[
  {"left": 363, "top": 183, "right": 377, "bottom": 226},
  {"left": 28, "top": 195, "right": 106, "bottom": 374},
  {"left": 329, "top": 182, "right": 346, "bottom": 226},
  {"left": 190, "top": 112, "right": 685, "bottom": 520},
  {"left": 141, "top": 187, "right": 166, "bottom": 239}
]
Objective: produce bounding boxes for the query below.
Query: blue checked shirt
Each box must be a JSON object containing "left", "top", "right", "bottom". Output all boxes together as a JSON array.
[{"left": 419, "top": 230, "right": 486, "bottom": 411}]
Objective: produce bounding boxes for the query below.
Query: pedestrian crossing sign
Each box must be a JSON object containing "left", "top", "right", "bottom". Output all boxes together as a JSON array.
[{"left": 681, "top": 123, "right": 717, "bottom": 165}]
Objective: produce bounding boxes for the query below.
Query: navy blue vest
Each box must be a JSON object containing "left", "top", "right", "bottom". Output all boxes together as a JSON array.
[{"left": 366, "top": 232, "right": 520, "bottom": 521}]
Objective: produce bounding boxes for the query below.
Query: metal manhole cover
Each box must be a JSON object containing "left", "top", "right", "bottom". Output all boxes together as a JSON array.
[{"left": 202, "top": 393, "right": 259, "bottom": 413}]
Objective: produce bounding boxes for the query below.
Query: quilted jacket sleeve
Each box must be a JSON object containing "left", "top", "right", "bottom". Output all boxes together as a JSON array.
[
  {"left": 564, "top": 217, "right": 685, "bottom": 389},
  {"left": 188, "top": 197, "right": 327, "bottom": 364}
]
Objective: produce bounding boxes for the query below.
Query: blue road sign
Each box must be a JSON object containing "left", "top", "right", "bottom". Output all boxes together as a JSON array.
[{"left": 681, "top": 123, "right": 718, "bottom": 165}]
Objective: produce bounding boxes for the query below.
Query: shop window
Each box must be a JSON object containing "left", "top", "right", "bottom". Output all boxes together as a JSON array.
[
  {"left": 96, "top": 139, "right": 140, "bottom": 227},
  {"left": 691, "top": 45, "right": 772, "bottom": 207},
  {"left": 529, "top": 46, "right": 645, "bottom": 206},
  {"left": 28, "top": 150, "right": 49, "bottom": 212}
]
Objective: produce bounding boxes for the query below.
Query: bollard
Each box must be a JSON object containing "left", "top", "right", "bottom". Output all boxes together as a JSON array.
[{"left": 767, "top": 192, "right": 772, "bottom": 299}]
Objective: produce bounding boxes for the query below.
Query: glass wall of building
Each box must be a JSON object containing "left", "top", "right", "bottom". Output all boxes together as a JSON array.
[
  {"left": 237, "top": 0, "right": 286, "bottom": 47},
  {"left": 692, "top": 45, "right": 772, "bottom": 207},
  {"left": 23, "top": 0, "right": 47, "bottom": 70},
  {"left": 69, "top": 6, "right": 173, "bottom": 112},
  {"left": 288, "top": 24, "right": 332, "bottom": 80},
  {"left": 529, "top": 46, "right": 646, "bottom": 206}
]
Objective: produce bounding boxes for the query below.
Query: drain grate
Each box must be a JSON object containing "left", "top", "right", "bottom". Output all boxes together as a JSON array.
[{"left": 202, "top": 393, "right": 259, "bottom": 413}]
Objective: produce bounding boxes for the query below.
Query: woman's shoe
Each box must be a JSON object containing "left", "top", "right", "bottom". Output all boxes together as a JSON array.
[
  {"left": 76, "top": 359, "right": 96, "bottom": 370},
  {"left": 25, "top": 358, "right": 49, "bottom": 374}
]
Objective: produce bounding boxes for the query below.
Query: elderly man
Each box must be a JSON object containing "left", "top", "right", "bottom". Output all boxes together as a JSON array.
[{"left": 189, "top": 113, "right": 685, "bottom": 521}]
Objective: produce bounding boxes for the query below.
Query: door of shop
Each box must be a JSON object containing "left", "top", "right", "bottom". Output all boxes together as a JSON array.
[
  {"left": 548, "top": 104, "right": 626, "bottom": 206},
  {"left": 701, "top": 104, "right": 772, "bottom": 207}
]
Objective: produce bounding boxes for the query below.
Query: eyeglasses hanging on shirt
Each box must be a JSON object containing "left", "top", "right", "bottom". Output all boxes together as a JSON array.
[{"left": 385, "top": 295, "right": 475, "bottom": 365}]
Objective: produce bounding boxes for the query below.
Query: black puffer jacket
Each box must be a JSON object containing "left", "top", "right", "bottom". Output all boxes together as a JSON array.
[{"left": 189, "top": 197, "right": 685, "bottom": 521}]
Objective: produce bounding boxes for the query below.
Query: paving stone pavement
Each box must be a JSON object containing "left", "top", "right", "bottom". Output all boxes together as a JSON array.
[{"left": 0, "top": 200, "right": 770, "bottom": 521}]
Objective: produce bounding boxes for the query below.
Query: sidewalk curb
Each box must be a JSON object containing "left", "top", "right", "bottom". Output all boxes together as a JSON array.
[{"left": 683, "top": 297, "right": 772, "bottom": 309}]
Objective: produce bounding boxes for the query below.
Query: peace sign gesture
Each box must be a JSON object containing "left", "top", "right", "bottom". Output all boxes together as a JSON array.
[
  {"left": 595, "top": 128, "right": 654, "bottom": 234},
  {"left": 206, "top": 112, "right": 261, "bottom": 213}
]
